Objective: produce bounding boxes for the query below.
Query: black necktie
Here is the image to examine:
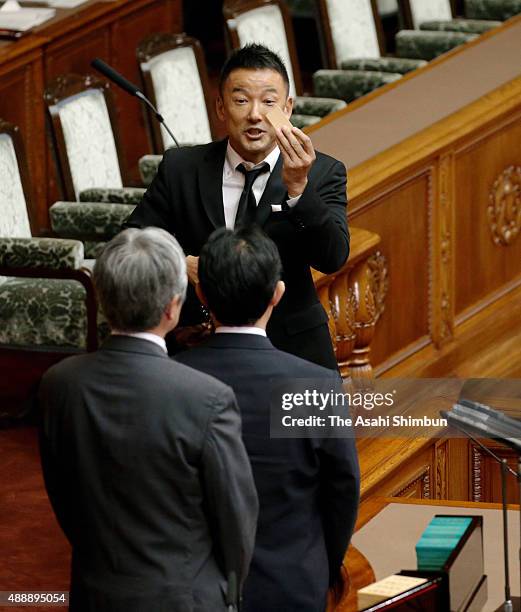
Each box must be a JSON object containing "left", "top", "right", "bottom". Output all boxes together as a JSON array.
[{"left": 235, "top": 162, "right": 270, "bottom": 227}]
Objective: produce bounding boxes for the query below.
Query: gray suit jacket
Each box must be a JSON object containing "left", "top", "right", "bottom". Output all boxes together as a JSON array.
[{"left": 38, "top": 335, "right": 258, "bottom": 612}]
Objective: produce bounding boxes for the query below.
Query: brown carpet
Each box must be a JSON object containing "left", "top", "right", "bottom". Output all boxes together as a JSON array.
[{"left": 0, "top": 427, "right": 69, "bottom": 611}]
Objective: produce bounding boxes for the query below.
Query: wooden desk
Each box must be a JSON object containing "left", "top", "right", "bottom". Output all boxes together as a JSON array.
[
  {"left": 308, "top": 16, "right": 521, "bottom": 378},
  {"left": 0, "top": 0, "right": 182, "bottom": 231}
]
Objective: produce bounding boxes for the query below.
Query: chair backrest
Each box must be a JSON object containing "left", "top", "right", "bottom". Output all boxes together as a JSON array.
[
  {"left": 377, "top": 0, "right": 398, "bottom": 17},
  {"left": 316, "top": 0, "right": 385, "bottom": 68},
  {"left": 399, "top": 0, "right": 454, "bottom": 29},
  {"left": 0, "top": 120, "right": 34, "bottom": 239},
  {"left": 223, "top": 0, "right": 302, "bottom": 98},
  {"left": 45, "top": 74, "right": 124, "bottom": 201},
  {"left": 137, "top": 33, "right": 215, "bottom": 153}
]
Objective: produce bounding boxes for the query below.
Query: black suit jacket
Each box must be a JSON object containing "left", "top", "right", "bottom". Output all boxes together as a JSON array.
[
  {"left": 176, "top": 333, "right": 360, "bottom": 612},
  {"left": 38, "top": 335, "right": 258, "bottom": 612},
  {"left": 125, "top": 140, "right": 349, "bottom": 369}
]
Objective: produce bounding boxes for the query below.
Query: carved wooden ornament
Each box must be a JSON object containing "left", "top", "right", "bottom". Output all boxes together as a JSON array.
[{"left": 487, "top": 166, "right": 521, "bottom": 246}]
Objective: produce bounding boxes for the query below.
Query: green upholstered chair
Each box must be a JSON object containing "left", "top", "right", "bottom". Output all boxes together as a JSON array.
[
  {"left": 312, "top": 0, "right": 428, "bottom": 102},
  {"left": 44, "top": 74, "right": 147, "bottom": 205},
  {"left": 393, "top": 0, "right": 500, "bottom": 61},
  {"left": 138, "top": 154, "right": 163, "bottom": 186},
  {"left": 223, "top": 0, "right": 347, "bottom": 128},
  {"left": 134, "top": 33, "right": 218, "bottom": 186},
  {"left": 137, "top": 33, "right": 217, "bottom": 154},
  {"left": 315, "top": 0, "right": 427, "bottom": 74},
  {"left": 398, "top": 0, "right": 501, "bottom": 34},
  {"left": 394, "top": 29, "right": 478, "bottom": 60},
  {"left": 0, "top": 120, "right": 133, "bottom": 416},
  {"left": 465, "top": 0, "right": 521, "bottom": 20}
]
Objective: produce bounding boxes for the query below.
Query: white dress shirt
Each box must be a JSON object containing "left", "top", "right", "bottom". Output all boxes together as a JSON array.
[
  {"left": 111, "top": 331, "right": 168, "bottom": 353},
  {"left": 222, "top": 143, "right": 301, "bottom": 229},
  {"left": 216, "top": 326, "right": 267, "bottom": 337}
]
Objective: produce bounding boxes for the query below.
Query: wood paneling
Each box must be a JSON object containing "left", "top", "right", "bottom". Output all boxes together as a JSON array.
[
  {"left": 469, "top": 441, "right": 520, "bottom": 504},
  {"left": 358, "top": 435, "right": 520, "bottom": 507},
  {"left": 454, "top": 115, "right": 521, "bottom": 317},
  {"left": 45, "top": 28, "right": 110, "bottom": 78},
  {"left": 351, "top": 172, "right": 431, "bottom": 366},
  {"left": 308, "top": 16, "right": 521, "bottom": 378},
  {"left": 0, "top": 44, "right": 46, "bottom": 230}
]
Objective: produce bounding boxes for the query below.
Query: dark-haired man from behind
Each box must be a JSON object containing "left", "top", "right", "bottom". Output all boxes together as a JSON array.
[
  {"left": 38, "top": 227, "right": 258, "bottom": 611},
  {"left": 126, "top": 43, "right": 349, "bottom": 370},
  {"left": 176, "top": 226, "right": 360, "bottom": 612}
]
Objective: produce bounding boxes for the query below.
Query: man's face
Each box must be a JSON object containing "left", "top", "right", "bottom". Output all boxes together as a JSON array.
[{"left": 216, "top": 68, "right": 293, "bottom": 164}]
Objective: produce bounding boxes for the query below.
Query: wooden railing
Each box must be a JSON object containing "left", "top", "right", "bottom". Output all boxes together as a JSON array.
[{"left": 313, "top": 227, "right": 387, "bottom": 379}]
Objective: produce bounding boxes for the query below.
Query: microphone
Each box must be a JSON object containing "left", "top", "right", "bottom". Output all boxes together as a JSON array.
[
  {"left": 452, "top": 403, "right": 521, "bottom": 440},
  {"left": 458, "top": 398, "right": 521, "bottom": 434},
  {"left": 91, "top": 58, "right": 140, "bottom": 97},
  {"left": 442, "top": 408, "right": 521, "bottom": 454},
  {"left": 91, "top": 57, "right": 179, "bottom": 147}
]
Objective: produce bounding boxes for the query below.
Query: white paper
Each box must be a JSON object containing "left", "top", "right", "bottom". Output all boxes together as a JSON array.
[
  {"left": 47, "top": 0, "right": 88, "bottom": 8},
  {"left": 0, "top": 5, "right": 55, "bottom": 29},
  {"left": 1, "top": 0, "right": 22, "bottom": 11}
]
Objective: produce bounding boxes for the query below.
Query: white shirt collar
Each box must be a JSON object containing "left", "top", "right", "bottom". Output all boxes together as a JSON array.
[
  {"left": 111, "top": 331, "right": 168, "bottom": 353},
  {"left": 224, "top": 142, "right": 280, "bottom": 178},
  {"left": 215, "top": 325, "right": 267, "bottom": 337}
]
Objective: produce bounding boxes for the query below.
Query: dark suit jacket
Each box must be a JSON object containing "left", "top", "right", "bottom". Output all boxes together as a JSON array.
[
  {"left": 125, "top": 140, "right": 349, "bottom": 369},
  {"left": 38, "top": 335, "right": 258, "bottom": 612},
  {"left": 176, "top": 333, "right": 360, "bottom": 612}
]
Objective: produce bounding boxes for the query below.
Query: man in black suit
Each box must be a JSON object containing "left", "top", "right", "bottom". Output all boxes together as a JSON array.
[
  {"left": 38, "top": 228, "right": 258, "bottom": 612},
  {"left": 126, "top": 44, "right": 349, "bottom": 369},
  {"left": 176, "top": 227, "right": 360, "bottom": 612}
]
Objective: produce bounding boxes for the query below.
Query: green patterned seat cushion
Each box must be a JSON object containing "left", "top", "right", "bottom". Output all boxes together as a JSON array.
[
  {"left": 465, "top": 0, "right": 521, "bottom": 20},
  {"left": 395, "top": 30, "right": 478, "bottom": 60},
  {"left": 313, "top": 69, "right": 401, "bottom": 103},
  {"left": 0, "top": 237, "right": 83, "bottom": 270},
  {"left": 294, "top": 96, "right": 346, "bottom": 118},
  {"left": 285, "top": 0, "right": 314, "bottom": 17},
  {"left": 79, "top": 187, "right": 145, "bottom": 205},
  {"left": 83, "top": 241, "right": 106, "bottom": 259},
  {"left": 340, "top": 57, "right": 427, "bottom": 74},
  {"left": 50, "top": 201, "right": 136, "bottom": 240},
  {"left": 290, "top": 114, "right": 322, "bottom": 128},
  {"left": 419, "top": 18, "right": 501, "bottom": 33},
  {"left": 0, "top": 276, "right": 109, "bottom": 350},
  {"left": 139, "top": 155, "right": 163, "bottom": 186}
]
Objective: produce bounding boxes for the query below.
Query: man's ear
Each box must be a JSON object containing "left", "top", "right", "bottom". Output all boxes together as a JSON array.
[
  {"left": 216, "top": 95, "right": 225, "bottom": 122},
  {"left": 284, "top": 96, "right": 293, "bottom": 118},
  {"left": 195, "top": 283, "right": 208, "bottom": 307},
  {"left": 271, "top": 280, "right": 285, "bottom": 308},
  {"left": 165, "top": 295, "right": 182, "bottom": 325}
]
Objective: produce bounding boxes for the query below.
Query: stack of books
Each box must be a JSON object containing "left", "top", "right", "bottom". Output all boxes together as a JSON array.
[
  {"left": 416, "top": 515, "right": 486, "bottom": 610},
  {"left": 415, "top": 516, "right": 473, "bottom": 570}
]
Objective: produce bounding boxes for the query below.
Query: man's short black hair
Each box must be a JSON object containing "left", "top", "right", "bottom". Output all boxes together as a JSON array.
[
  {"left": 199, "top": 226, "right": 283, "bottom": 326},
  {"left": 219, "top": 44, "right": 290, "bottom": 95}
]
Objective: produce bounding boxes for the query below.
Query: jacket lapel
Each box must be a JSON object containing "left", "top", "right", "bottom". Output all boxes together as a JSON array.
[
  {"left": 198, "top": 140, "right": 227, "bottom": 229},
  {"left": 255, "top": 154, "right": 287, "bottom": 227}
]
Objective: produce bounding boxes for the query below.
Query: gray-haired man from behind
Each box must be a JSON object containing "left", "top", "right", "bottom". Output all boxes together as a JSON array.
[{"left": 38, "top": 227, "right": 258, "bottom": 612}]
